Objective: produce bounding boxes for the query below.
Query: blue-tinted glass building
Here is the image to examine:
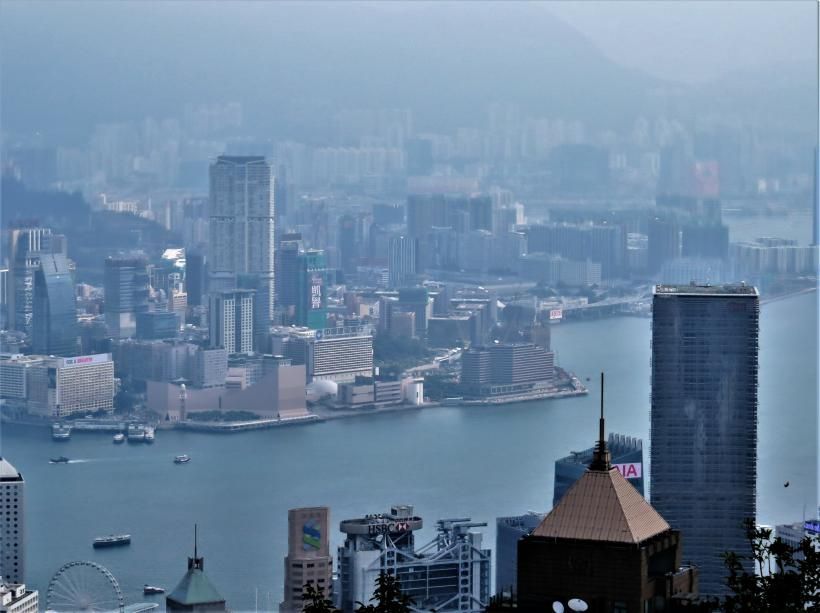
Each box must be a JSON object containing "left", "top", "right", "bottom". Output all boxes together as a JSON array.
[
  {"left": 651, "top": 283, "right": 759, "bottom": 596},
  {"left": 553, "top": 433, "right": 644, "bottom": 507},
  {"left": 32, "top": 253, "right": 78, "bottom": 356},
  {"left": 104, "top": 256, "right": 150, "bottom": 339},
  {"left": 136, "top": 311, "right": 179, "bottom": 341},
  {"left": 494, "top": 512, "right": 545, "bottom": 595}
]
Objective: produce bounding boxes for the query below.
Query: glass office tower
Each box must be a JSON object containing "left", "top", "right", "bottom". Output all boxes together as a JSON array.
[
  {"left": 32, "top": 253, "right": 78, "bottom": 357},
  {"left": 650, "top": 284, "right": 759, "bottom": 596}
]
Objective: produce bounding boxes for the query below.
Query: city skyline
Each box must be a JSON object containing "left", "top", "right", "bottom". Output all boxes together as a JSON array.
[{"left": 0, "top": 2, "right": 817, "bottom": 612}]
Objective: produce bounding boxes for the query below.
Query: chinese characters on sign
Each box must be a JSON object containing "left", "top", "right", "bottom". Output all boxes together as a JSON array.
[{"left": 310, "top": 274, "right": 323, "bottom": 310}]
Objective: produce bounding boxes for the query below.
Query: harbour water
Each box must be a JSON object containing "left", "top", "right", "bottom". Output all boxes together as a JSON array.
[{"left": 2, "top": 291, "right": 816, "bottom": 611}]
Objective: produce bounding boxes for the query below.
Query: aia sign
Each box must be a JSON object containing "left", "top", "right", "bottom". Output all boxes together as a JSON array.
[{"left": 613, "top": 463, "right": 642, "bottom": 480}]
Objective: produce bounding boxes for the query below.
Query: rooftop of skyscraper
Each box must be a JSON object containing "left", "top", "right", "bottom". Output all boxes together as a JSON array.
[
  {"left": 654, "top": 283, "right": 759, "bottom": 296},
  {"left": 215, "top": 155, "right": 266, "bottom": 164}
]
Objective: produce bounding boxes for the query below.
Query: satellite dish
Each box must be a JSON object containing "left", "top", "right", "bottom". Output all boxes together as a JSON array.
[
  {"left": 568, "top": 599, "right": 588, "bottom": 612},
  {"left": 552, "top": 602, "right": 565, "bottom": 613}
]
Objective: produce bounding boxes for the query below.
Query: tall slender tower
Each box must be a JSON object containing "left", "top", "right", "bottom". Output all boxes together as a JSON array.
[
  {"left": 0, "top": 458, "right": 25, "bottom": 584},
  {"left": 208, "top": 156, "right": 275, "bottom": 336},
  {"left": 32, "top": 253, "right": 78, "bottom": 356},
  {"left": 388, "top": 235, "right": 417, "bottom": 289},
  {"left": 280, "top": 507, "right": 332, "bottom": 613},
  {"left": 650, "top": 283, "right": 759, "bottom": 596}
]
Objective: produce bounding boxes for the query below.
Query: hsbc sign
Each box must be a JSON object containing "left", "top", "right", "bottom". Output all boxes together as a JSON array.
[
  {"left": 368, "top": 521, "right": 410, "bottom": 536},
  {"left": 613, "top": 463, "right": 642, "bottom": 480}
]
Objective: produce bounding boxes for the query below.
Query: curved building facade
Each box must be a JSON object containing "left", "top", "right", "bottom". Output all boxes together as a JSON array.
[{"left": 32, "top": 253, "right": 77, "bottom": 357}]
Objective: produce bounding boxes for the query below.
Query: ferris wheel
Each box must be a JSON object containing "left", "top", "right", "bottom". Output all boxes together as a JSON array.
[{"left": 46, "top": 560, "right": 125, "bottom": 613}]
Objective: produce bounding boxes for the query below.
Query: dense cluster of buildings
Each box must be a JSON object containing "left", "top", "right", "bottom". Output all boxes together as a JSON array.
[
  {"left": 279, "top": 505, "right": 491, "bottom": 613},
  {"left": 0, "top": 96, "right": 816, "bottom": 613},
  {"left": 0, "top": 279, "right": 818, "bottom": 613}
]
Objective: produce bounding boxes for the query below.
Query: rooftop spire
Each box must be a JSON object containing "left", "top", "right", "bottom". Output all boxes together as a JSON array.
[
  {"left": 590, "top": 372, "right": 611, "bottom": 471},
  {"left": 188, "top": 523, "right": 204, "bottom": 571}
]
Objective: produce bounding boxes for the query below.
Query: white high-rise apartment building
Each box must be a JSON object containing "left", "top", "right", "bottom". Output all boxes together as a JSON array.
[
  {"left": 208, "top": 156, "right": 275, "bottom": 329},
  {"left": 209, "top": 290, "right": 255, "bottom": 355},
  {"left": 0, "top": 458, "right": 24, "bottom": 585}
]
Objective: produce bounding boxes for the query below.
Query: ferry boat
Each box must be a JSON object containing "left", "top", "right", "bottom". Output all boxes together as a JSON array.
[
  {"left": 127, "top": 423, "right": 146, "bottom": 443},
  {"left": 113, "top": 433, "right": 125, "bottom": 444},
  {"left": 51, "top": 423, "right": 72, "bottom": 441},
  {"left": 50, "top": 456, "right": 70, "bottom": 464},
  {"left": 143, "top": 585, "right": 165, "bottom": 595},
  {"left": 144, "top": 427, "right": 155, "bottom": 443},
  {"left": 174, "top": 454, "right": 190, "bottom": 464},
  {"left": 93, "top": 534, "right": 131, "bottom": 548}
]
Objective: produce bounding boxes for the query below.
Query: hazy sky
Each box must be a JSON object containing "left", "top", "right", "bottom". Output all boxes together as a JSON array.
[
  {"left": 546, "top": 1, "right": 817, "bottom": 83},
  {"left": 0, "top": 1, "right": 817, "bottom": 144}
]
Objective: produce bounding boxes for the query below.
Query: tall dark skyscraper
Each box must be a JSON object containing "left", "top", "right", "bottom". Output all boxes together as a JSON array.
[
  {"left": 813, "top": 146, "right": 818, "bottom": 247},
  {"left": 208, "top": 155, "right": 275, "bottom": 331},
  {"left": 337, "top": 214, "right": 358, "bottom": 275},
  {"left": 185, "top": 252, "right": 207, "bottom": 307},
  {"left": 647, "top": 217, "right": 681, "bottom": 274},
  {"left": 103, "top": 257, "right": 149, "bottom": 339},
  {"left": 650, "top": 283, "right": 759, "bottom": 596},
  {"left": 275, "top": 234, "right": 302, "bottom": 320},
  {"left": 32, "top": 253, "right": 78, "bottom": 356}
]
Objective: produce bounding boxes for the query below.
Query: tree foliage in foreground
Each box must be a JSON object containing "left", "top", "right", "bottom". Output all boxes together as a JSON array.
[
  {"left": 696, "top": 518, "right": 820, "bottom": 612},
  {"left": 302, "top": 573, "right": 413, "bottom": 613}
]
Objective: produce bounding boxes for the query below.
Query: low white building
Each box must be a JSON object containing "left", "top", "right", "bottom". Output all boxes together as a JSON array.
[
  {"left": 0, "top": 583, "right": 37, "bottom": 613},
  {"left": 27, "top": 353, "right": 115, "bottom": 417}
]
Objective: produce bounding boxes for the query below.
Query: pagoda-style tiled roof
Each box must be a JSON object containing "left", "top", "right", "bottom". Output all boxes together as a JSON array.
[{"left": 532, "top": 467, "right": 670, "bottom": 544}]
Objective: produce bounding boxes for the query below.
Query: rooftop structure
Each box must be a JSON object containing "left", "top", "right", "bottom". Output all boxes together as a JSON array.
[
  {"left": 338, "top": 505, "right": 490, "bottom": 613},
  {"left": 654, "top": 282, "right": 758, "bottom": 296},
  {"left": 166, "top": 527, "right": 227, "bottom": 612},
  {"left": 516, "top": 375, "right": 699, "bottom": 612}
]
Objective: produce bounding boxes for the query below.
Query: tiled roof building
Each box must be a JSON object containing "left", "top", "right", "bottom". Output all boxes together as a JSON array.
[
  {"left": 516, "top": 376, "right": 700, "bottom": 613},
  {"left": 166, "top": 529, "right": 228, "bottom": 613}
]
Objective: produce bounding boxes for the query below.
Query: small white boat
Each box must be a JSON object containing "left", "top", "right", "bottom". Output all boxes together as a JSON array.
[
  {"left": 144, "top": 427, "right": 155, "bottom": 443},
  {"left": 143, "top": 585, "right": 165, "bottom": 595},
  {"left": 52, "top": 423, "right": 72, "bottom": 441},
  {"left": 113, "top": 433, "right": 125, "bottom": 444},
  {"left": 174, "top": 455, "right": 190, "bottom": 464},
  {"left": 93, "top": 534, "right": 131, "bottom": 548}
]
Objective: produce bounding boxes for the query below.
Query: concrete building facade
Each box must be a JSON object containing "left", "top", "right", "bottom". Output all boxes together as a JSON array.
[
  {"left": 208, "top": 155, "right": 275, "bottom": 330},
  {"left": 209, "top": 290, "right": 255, "bottom": 355},
  {"left": 27, "top": 353, "right": 115, "bottom": 417},
  {"left": 280, "top": 507, "right": 333, "bottom": 613},
  {"left": 0, "top": 458, "right": 25, "bottom": 585}
]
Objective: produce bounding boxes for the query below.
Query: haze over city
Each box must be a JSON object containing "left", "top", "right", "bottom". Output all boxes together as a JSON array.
[{"left": 0, "top": 2, "right": 817, "bottom": 613}]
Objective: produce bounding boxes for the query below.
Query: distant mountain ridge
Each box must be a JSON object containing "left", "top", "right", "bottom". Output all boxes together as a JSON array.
[{"left": 1, "top": 2, "right": 660, "bottom": 143}]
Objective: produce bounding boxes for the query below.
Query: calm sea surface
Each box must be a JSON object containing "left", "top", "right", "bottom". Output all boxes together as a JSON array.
[{"left": 2, "top": 291, "right": 816, "bottom": 611}]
